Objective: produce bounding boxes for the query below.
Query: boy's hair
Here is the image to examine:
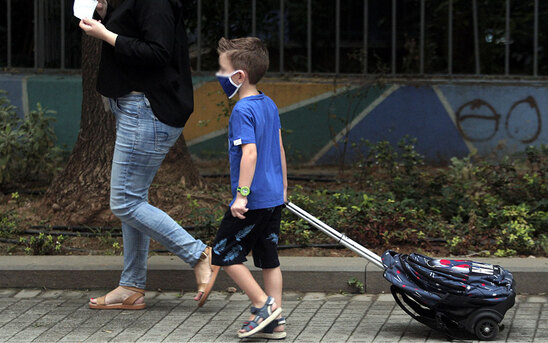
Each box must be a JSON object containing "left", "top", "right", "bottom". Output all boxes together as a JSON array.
[{"left": 217, "top": 37, "right": 269, "bottom": 85}]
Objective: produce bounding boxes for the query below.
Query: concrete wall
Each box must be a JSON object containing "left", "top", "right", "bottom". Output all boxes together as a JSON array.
[
  {"left": 1, "top": 73, "right": 546, "bottom": 164},
  {"left": 1, "top": 74, "right": 82, "bottom": 151}
]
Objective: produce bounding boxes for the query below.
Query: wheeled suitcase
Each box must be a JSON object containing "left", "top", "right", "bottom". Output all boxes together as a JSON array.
[{"left": 285, "top": 202, "right": 516, "bottom": 341}]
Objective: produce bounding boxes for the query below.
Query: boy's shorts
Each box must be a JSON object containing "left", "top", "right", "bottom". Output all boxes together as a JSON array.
[{"left": 211, "top": 205, "right": 283, "bottom": 269}]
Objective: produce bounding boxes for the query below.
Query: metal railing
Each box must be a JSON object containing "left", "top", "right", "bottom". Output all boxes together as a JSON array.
[{"left": 1, "top": 0, "right": 544, "bottom": 77}]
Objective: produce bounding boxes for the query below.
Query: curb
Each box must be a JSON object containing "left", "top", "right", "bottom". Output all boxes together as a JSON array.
[{"left": 0, "top": 256, "right": 546, "bottom": 294}]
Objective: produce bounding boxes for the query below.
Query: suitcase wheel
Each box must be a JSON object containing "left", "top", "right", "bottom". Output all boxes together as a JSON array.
[{"left": 474, "top": 317, "right": 500, "bottom": 341}]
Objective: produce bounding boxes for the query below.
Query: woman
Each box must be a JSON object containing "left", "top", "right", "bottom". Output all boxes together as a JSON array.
[{"left": 79, "top": 0, "right": 216, "bottom": 309}]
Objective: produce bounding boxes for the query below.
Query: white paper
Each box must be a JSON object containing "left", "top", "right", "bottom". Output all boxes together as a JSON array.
[{"left": 73, "top": 0, "right": 98, "bottom": 20}]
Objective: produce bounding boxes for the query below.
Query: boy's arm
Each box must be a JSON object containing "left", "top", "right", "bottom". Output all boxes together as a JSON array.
[
  {"left": 231, "top": 143, "right": 257, "bottom": 219},
  {"left": 280, "top": 129, "right": 287, "bottom": 203}
]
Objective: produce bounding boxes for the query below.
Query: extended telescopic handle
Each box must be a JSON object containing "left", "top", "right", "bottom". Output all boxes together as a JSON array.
[{"left": 285, "top": 202, "right": 384, "bottom": 270}]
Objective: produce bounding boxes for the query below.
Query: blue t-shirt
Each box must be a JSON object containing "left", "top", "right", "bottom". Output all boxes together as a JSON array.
[{"left": 228, "top": 92, "right": 284, "bottom": 210}]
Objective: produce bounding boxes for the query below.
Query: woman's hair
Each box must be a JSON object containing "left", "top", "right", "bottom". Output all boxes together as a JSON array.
[{"left": 217, "top": 37, "right": 269, "bottom": 85}]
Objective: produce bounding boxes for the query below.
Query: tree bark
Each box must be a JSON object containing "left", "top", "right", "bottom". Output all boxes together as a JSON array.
[
  {"left": 43, "top": 31, "right": 115, "bottom": 225},
  {"left": 44, "top": 5, "right": 201, "bottom": 225}
]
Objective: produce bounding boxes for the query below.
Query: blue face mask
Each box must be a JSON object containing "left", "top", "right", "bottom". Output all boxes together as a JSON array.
[{"left": 216, "top": 70, "right": 243, "bottom": 99}]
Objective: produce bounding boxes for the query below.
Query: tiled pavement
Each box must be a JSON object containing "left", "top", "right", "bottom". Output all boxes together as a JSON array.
[{"left": 0, "top": 289, "right": 546, "bottom": 342}]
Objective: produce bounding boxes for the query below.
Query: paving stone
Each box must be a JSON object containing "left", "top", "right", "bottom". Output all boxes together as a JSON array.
[
  {"left": 302, "top": 292, "right": 327, "bottom": 301},
  {"left": 0, "top": 289, "right": 19, "bottom": 297},
  {"left": 515, "top": 295, "right": 528, "bottom": 303},
  {"left": 39, "top": 290, "right": 65, "bottom": 298},
  {"left": 526, "top": 296, "right": 548, "bottom": 303},
  {"left": 180, "top": 291, "right": 228, "bottom": 301},
  {"left": 155, "top": 291, "right": 182, "bottom": 300},
  {"left": 63, "top": 290, "right": 87, "bottom": 298},
  {"left": 13, "top": 289, "right": 42, "bottom": 298},
  {"left": 351, "top": 294, "right": 374, "bottom": 302},
  {"left": 326, "top": 293, "right": 352, "bottom": 301},
  {"left": 282, "top": 291, "right": 304, "bottom": 301},
  {"left": 375, "top": 294, "right": 394, "bottom": 302},
  {"left": 0, "top": 288, "right": 543, "bottom": 342},
  {"left": 227, "top": 292, "right": 248, "bottom": 301},
  {"left": 207, "top": 291, "right": 230, "bottom": 301},
  {"left": 144, "top": 290, "right": 159, "bottom": 299}
]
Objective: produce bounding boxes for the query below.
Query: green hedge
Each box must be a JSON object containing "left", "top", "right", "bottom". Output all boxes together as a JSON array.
[{"left": 282, "top": 138, "right": 548, "bottom": 257}]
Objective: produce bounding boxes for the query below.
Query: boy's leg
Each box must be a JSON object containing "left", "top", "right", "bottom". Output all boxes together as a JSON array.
[
  {"left": 263, "top": 267, "right": 282, "bottom": 305},
  {"left": 224, "top": 264, "right": 281, "bottom": 334},
  {"left": 252, "top": 205, "right": 284, "bottom": 330},
  {"left": 223, "top": 264, "right": 272, "bottom": 308},
  {"left": 263, "top": 267, "right": 284, "bottom": 331},
  {"left": 211, "top": 208, "right": 270, "bottom": 307},
  {"left": 212, "top": 208, "right": 281, "bottom": 332}
]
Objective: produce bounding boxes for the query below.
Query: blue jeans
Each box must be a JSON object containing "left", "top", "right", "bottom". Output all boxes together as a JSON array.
[{"left": 109, "top": 93, "right": 206, "bottom": 289}]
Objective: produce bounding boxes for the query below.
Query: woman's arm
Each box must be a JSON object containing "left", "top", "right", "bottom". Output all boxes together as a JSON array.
[
  {"left": 80, "top": 0, "right": 175, "bottom": 67},
  {"left": 113, "top": 0, "right": 175, "bottom": 67},
  {"left": 79, "top": 19, "right": 118, "bottom": 47}
]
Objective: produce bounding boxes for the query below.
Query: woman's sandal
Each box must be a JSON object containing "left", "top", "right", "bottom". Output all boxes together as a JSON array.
[
  {"left": 247, "top": 317, "right": 287, "bottom": 340},
  {"left": 237, "top": 296, "right": 283, "bottom": 338},
  {"left": 195, "top": 246, "right": 220, "bottom": 307},
  {"left": 88, "top": 286, "right": 146, "bottom": 310}
]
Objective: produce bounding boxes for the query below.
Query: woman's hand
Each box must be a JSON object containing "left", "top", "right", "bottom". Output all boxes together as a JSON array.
[
  {"left": 96, "top": 0, "right": 108, "bottom": 19},
  {"left": 79, "top": 18, "right": 118, "bottom": 46}
]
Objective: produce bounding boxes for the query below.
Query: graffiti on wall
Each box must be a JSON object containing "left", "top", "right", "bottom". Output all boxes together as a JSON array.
[{"left": 455, "top": 96, "right": 542, "bottom": 144}]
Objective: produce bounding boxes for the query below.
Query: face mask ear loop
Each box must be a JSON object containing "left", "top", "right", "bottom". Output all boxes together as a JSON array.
[
  {"left": 225, "top": 70, "right": 244, "bottom": 99},
  {"left": 229, "top": 70, "right": 244, "bottom": 88}
]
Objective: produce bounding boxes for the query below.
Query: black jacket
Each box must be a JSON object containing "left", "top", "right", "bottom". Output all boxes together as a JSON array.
[{"left": 94, "top": 0, "right": 193, "bottom": 128}]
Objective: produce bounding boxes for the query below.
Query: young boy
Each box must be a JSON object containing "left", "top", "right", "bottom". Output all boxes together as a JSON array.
[{"left": 211, "top": 37, "right": 288, "bottom": 339}]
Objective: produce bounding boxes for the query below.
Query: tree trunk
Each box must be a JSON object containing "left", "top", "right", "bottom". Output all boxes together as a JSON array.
[
  {"left": 44, "top": 8, "right": 201, "bottom": 225},
  {"left": 43, "top": 31, "right": 115, "bottom": 225}
]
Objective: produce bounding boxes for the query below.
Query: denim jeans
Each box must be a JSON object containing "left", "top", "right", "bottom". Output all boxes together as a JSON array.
[{"left": 108, "top": 93, "right": 206, "bottom": 289}]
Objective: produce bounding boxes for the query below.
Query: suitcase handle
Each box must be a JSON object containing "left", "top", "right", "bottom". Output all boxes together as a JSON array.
[{"left": 285, "top": 202, "right": 384, "bottom": 269}]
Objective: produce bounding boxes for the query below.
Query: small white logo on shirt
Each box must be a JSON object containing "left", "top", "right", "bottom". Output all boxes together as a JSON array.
[{"left": 233, "top": 138, "right": 242, "bottom": 146}]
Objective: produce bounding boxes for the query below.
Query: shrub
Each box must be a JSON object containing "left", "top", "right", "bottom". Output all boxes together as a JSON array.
[
  {"left": 0, "top": 91, "right": 64, "bottom": 188},
  {"left": 0, "top": 210, "right": 19, "bottom": 238},
  {"left": 282, "top": 139, "right": 548, "bottom": 256},
  {"left": 19, "top": 233, "right": 65, "bottom": 255}
]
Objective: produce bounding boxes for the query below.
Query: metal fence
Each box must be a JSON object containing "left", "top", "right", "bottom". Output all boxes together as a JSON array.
[
  {"left": 2, "top": 0, "right": 81, "bottom": 70},
  {"left": 1, "top": 0, "right": 545, "bottom": 76}
]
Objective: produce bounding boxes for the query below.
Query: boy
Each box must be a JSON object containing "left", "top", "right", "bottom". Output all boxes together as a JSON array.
[{"left": 210, "top": 37, "right": 287, "bottom": 339}]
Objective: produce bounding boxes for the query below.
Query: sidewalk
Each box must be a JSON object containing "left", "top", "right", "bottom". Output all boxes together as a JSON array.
[
  {"left": 0, "top": 289, "right": 546, "bottom": 342},
  {"left": 0, "top": 256, "right": 547, "bottom": 294}
]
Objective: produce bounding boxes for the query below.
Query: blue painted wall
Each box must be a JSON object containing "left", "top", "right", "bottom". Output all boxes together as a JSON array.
[
  {"left": 1, "top": 73, "right": 546, "bottom": 165},
  {"left": 438, "top": 85, "right": 547, "bottom": 158},
  {"left": 317, "top": 86, "right": 472, "bottom": 164}
]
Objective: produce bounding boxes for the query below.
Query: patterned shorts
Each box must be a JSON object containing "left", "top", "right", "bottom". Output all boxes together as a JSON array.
[{"left": 211, "top": 205, "right": 283, "bottom": 269}]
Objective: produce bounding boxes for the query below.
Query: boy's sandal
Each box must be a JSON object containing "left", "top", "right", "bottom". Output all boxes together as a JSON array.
[
  {"left": 88, "top": 286, "right": 146, "bottom": 310},
  {"left": 250, "top": 317, "right": 287, "bottom": 340},
  {"left": 237, "top": 296, "right": 282, "bottom": 338},
  {"left": 196, "top": 246, "right": 221, "bottom": 307}
]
